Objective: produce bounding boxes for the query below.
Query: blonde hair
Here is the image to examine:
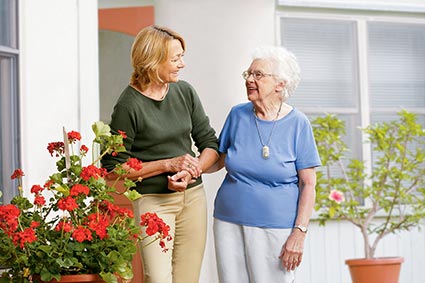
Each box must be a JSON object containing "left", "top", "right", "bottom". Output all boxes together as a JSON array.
[
  {"left": 130, "top": 25, "right": 186, "bottom": 91},
  {"left": 252, "top": 46, "right": 301, "bottom": 98}
]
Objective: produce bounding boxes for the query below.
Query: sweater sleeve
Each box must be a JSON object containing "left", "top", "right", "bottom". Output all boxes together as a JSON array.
[
  {"left": 185, "top": 82, "right": 219, "bottom": 153},
  {"left": 101, "top": 99, "right": 136, "bottom": 172}
]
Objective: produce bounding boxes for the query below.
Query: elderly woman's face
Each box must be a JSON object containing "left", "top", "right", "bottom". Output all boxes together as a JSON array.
[
  {"left": 245, "top": 59, "right": 281, "bottom": 103},
  {"left": 158, "top": 39, "right": 185, "bottom": 83}
]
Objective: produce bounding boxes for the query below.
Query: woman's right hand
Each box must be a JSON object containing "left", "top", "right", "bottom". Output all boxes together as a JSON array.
[
  {"left": 167, "top": 154, "right": 202, "bottom": 178},
  {"left": 167, "top": 170, "right": 194, "bottom": 192}
]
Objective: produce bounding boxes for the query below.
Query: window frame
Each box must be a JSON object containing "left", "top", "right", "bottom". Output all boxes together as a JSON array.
[
  {"left": 276, "top": 10, "right": 425, "bottom": 210},
  {"left": 0, "top": 0, "right": 20, "bottom": 204}
]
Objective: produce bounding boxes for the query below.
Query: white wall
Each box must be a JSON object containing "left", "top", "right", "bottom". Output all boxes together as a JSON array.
[
  {"left": 154, "top": 1, "right": 276, "bottom": 282},
  {"left": 154, "top": 1, "right": 425, "bottom": 283},
  {"left": 20, "top": 0, "right": 425, "bottom": 282},
  {"left": 19, "top": 0, "right": 99, "bottom": 191}
]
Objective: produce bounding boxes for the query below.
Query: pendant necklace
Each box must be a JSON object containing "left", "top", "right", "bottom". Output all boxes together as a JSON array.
[{"left": 253, "top": 101, "right": 283, "bottom": 159}]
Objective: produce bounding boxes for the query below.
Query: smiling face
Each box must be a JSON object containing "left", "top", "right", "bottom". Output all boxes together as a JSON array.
[
  {"left": 158, "top": 39, "right": 185, "bottom": 83},
  {"left": 245, "top": 59, "right": 285, "bottom": 103}
]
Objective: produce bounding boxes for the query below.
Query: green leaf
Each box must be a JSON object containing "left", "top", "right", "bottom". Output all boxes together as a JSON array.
[
  {"left": 124, "top": 179, "right": 137, "bottom": 189},
  {"left": 53, "top": 185, "right": 69, "bottom": 195},
  {"left": 100, "top": 272, "right": 118, "bottom": 283},
  {"left": 125, "top": 190, "right": 142, "bottom": 201},
  {"left": 92, "top": 121, "right": 111, "bottom": 139},
  {"left": 329, "top": 206, "right": 336, "bottom": 218}
]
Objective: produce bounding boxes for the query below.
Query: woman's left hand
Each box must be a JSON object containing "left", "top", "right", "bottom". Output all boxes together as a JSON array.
[{"left": 279, "top": 230, "right": 306, "bottom": 271}]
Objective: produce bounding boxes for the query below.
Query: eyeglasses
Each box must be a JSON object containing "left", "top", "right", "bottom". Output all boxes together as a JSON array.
[{"left": 242, "top": 70, "right": 275, "bottom": 81}]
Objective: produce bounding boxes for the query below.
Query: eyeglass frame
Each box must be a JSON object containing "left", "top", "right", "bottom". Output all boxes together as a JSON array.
[{"left": 242, "top": 70, "right": 276, "bottom": 81}]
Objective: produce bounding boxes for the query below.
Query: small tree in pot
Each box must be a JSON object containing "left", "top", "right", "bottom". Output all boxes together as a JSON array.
[{"left": 312, "top": 110, "right": 425, "bottom": 260}]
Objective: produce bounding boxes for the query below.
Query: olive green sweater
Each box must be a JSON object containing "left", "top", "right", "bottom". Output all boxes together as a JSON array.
[{"left": 101, "top": 80, "right": 218, "bottom": 194}]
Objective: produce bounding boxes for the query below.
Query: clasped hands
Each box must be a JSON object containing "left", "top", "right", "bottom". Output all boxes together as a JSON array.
[{"left": 167, "top": 154, "right": 201, "bottom": 192}]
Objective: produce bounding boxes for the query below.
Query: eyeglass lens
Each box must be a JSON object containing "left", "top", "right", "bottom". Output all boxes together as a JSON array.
[{"left": 242, "top": 71, "right": 265, "bottom": 80}]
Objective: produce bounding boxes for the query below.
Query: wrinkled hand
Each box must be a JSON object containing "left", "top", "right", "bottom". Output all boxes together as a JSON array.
[
  {"left": 168, "top": 154, "right": 202, "bottom": 178},
  {"left": 279, "top": 230, "right": 306, "bottom": 271},
  {"left": 167, "top": 170, "right": 194, "bottom": 192}
]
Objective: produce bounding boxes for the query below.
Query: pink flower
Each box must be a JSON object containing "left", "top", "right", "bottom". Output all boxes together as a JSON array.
[{"left": 329, "top": 190, "right": 345, "bottom": 203}]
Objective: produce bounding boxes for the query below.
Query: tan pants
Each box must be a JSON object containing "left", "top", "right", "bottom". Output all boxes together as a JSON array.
[{"left": 133, "top": 184, "right": 207, "bottom": 283}]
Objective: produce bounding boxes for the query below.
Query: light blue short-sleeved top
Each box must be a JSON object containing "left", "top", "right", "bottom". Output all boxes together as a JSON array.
[{"left": 213, "top": 102, "right": 321, "bottom": 228}]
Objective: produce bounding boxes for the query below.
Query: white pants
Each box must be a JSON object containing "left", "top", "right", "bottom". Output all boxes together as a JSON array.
[
  {"left": 133, "top": 185, "right": 207, "bottom": 283},
  {"left": 214, "top": 218, "right": 296, "bottom": 283}
]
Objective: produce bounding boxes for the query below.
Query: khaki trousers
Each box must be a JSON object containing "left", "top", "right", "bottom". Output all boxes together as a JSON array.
[{"left": 133, "top": 184, "right": 207, "bottom": 283}]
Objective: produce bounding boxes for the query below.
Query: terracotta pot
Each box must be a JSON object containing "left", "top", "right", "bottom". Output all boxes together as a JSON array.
[
  {"left": 33, "top": 274, "right": 105, "bottom": 283},
  {"left": 345, "top": 257, "right": 404, "bottom": 283}
]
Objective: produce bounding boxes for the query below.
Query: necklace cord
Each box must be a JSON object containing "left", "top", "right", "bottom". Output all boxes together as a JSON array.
[{"left": 253, "top": 101, "right": 283, "bottom": 146}]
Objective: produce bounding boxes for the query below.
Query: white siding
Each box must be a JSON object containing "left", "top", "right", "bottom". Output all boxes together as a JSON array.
[{"left": 296, "top": 221, "right": 425, "bottom": 283}]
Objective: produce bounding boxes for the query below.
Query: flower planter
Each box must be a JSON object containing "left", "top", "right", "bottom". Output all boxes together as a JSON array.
[
  {"left": 345, "top": 257, "right": 404, "bottom": 283},
  {"left": 33, "top": 274, "right": 105, "bottom": 283}
]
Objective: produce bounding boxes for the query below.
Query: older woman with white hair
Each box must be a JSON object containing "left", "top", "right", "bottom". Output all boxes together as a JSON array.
[{"left": 209, "top": 46, "right": 321, "bottom": 282}]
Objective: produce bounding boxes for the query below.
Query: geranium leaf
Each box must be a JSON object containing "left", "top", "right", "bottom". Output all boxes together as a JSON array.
[
  {"left": 124, "top": 179, "right": 137, "bottom": 189},
  {"left": 125, "top": 190, "right": 142, "bottom": 201},
  {"left": 92, "top": 121, "right": 111, "bottom": 138},
  {"left": 100, "top": 272, "right": 118, "bottom": 283},
  {"left": 53, "top": 185, "right": 69, "bottom": 196}
]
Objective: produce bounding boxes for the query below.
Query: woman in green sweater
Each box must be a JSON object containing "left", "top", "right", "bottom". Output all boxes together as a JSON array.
[{"left": 102, "top": 25, "right": 219, "bottom": 283}]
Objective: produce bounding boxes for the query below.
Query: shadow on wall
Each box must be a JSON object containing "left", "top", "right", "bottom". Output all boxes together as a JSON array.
[{"left": 98, "top": 30, "right": 133, "bottom": 124}]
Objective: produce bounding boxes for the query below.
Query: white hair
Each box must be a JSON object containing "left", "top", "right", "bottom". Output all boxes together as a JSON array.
[{"left": 252, "top": 46, "right": 301, "bottom": 98}]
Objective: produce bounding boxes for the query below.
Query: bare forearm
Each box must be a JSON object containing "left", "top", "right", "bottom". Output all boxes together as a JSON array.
[
  {"left": 106, "top": 159, "right": 169, "bottom": 181},
  {"left": 294, "top": 168, "right": 317, "bottom": 226},
  {"left": 198, "top": 148, "right": 220, "bottom": 173},
  {"left": 295, "top": 185, "right": 316, "bottom": 226},
  {"left": 204, "top": 153, "right": 225, "bottom": 173}
]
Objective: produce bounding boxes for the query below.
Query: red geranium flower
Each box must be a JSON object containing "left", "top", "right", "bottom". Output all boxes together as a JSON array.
[
  {"left": 70, "top": 184, "right": 90, "bottom": 196},
  {"left": 30, "top": 185, "right": 44, "bottom": 194},
  {"left": 118, "top": 130, "right": 127, "bottom": 139},
  {"left": 31, "top": 221, "right": 40, "bottom": 228},
  {"left": 13, "top": 228, "right": 37, "bottom": 248},
  {"left": 72, "top": 226, "right": 93, "bottom": 243},
  {"left": 67, "top": 131, "right": 81, "bottom": 143},
  {"left": 47, "top": 142, "right": 65, "bottom": 157},
  {"left": 80, "top": 165, "right": 103, "bottom": 181},
  {"left": 55, "top": 220, "right": 73, "bottom": 233},
  {"left": 10, "top": 169, "right": 25, "bottom": 180},
  {"left": 126, "top": 158, "right": 143, "bottom": 171},
  {"left": 57, "top": 196, "right": 78, "bottom": 211},
  {"left": 80, "top": 145, "right": 89, "bottom": 155},
  {"left": 86, "top": 213, "right": 109, "bottom": 240},
  {"left": 34, "top": 196, "right": 46, "bottom": 206}
]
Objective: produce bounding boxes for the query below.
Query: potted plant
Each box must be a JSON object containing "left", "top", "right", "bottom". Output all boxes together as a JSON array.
[
  {"left": 311, "top": 110, "right": 425, "bottom": 283},
  {"left": 0, "top": 122, "right": 171, "bottom": 283}
]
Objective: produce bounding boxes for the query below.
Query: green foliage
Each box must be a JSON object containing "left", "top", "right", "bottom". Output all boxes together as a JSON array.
[{"left": 312, "top": 110, "right": 425, "bottom": 258}]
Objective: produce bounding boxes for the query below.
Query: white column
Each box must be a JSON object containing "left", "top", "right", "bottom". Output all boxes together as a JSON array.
[{"left": 19, "top": 0, "right": 99, "bottom": 191}]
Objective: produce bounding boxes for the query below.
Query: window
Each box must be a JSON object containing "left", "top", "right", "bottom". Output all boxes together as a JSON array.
[
  {"left": 278, "top": 12, "right": 425, "bottom": 165},
  {"left": 0, "top": 0, "right": 20, "bottom": 204}
]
